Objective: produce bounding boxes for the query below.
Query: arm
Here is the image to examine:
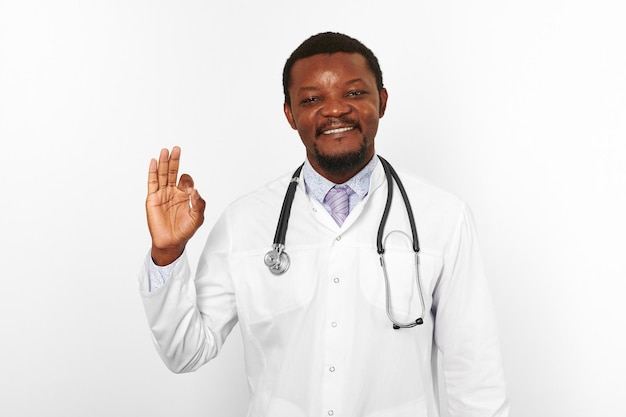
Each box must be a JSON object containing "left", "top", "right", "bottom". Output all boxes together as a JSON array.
[
  {"left": 140, "top": 147, "right": 236, "bottom": 373},
  {"left": 433, "top": 205, "right": 510, "bottom": 417}
]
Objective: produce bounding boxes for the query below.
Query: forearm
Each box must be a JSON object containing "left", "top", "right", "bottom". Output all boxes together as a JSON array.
[{"left": 139, "top": 253, "right": 219, "bottom": 373}]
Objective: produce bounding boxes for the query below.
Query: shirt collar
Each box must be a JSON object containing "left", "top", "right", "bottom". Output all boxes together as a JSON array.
[{"left": 302, "top": 155, "right": 378, "bottom": 205}]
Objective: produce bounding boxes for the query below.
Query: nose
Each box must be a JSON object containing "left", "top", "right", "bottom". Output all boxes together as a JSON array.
[{"left": 320, "top": 95, "right": 351, "bottom": 117}]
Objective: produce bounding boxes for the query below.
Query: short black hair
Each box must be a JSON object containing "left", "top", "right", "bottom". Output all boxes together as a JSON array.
[{"left": 282, "top": 32, "right": 384, "bottom": 106}]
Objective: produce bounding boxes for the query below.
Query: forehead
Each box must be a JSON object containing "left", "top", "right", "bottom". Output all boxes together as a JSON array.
[{"left": 289, "top": 52, "right": 375, "bottom": 88}]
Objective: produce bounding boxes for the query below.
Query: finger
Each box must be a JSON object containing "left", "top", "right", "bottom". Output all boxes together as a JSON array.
[
  {"left": 178, "top": 173, "right": 195, "bottom": 191},
  {"left": 148, "top": 158, "right": 158, "bottom": 194},
  {"left": 168, "top": 146, "right": 181, "bottom": 187},
  {"left": 157, "top": 148, "right": 170, "bottom": 189}
]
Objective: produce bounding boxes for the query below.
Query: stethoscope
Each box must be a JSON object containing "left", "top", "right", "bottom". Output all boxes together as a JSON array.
[{"left": 264, "top": 156, "right": 425, "bottom": 329}]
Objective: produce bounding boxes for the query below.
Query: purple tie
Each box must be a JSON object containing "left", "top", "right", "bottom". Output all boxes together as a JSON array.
[{"left": 324, "top": 185, "right": 355, "bottom": 226}]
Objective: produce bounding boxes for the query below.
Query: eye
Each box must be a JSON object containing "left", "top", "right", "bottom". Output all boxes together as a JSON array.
[
  {"left": 346, "top": 90, "right": 366, "bottom": 97},
  {"left": 301, "top": 96, "right": 321, "bottom": 105}
]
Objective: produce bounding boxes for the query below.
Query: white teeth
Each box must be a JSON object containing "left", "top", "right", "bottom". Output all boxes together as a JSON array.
[{"left": 322, "top": 126, "right": 354, "bottom": 135}]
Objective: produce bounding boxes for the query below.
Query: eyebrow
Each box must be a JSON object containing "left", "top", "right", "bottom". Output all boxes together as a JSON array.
[
  {"left": 344, "top": 78, "right": 365, "bottom": 86},
  {"left": 296, "top": 78, "right": 366, "bottom": 93}
]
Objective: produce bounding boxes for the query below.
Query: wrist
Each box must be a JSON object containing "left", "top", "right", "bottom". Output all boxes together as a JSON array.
[{"left": 151, "top": 245, "right": 185, "bottom": 266}]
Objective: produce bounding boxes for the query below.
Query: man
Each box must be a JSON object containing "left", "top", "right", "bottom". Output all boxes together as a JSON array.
[{"left": 140, "top": 32, "right": 509, "bottom": 417}]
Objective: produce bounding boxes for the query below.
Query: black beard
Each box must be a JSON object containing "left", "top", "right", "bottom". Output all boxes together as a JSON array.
[{"left": 313, "top": 140, "right": 368, "bottom": 178}]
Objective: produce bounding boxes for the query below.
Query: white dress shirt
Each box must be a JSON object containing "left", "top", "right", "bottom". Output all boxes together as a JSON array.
[{"left": 139, "top": 158, "right": 509, "bottom": 417}]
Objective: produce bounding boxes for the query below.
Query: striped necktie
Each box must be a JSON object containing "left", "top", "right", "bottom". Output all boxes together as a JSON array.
[{"left": 324, "top": 185, "right": 355, "bottom": 226}]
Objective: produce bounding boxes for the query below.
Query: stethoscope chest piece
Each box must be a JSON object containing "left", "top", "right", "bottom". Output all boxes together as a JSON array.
[{"left": 264, "top": 245, "right": 290, "bottom": 275}]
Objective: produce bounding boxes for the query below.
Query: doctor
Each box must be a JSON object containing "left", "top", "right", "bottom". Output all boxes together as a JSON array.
[{"left": 140, "top": 32, "right": 509, "bottom": 417}]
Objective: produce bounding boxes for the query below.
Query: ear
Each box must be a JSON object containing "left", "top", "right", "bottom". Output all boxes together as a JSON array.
[
  {"left": 378, "top": 88, "right": 388, "bottom": 117},
  {"left": 283, "top": 102, "right": 298, "bottom": 130}
]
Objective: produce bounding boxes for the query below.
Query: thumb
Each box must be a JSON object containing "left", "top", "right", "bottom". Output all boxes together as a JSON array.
[
  {"left": 178, "top": 173, "right": 195, "bottom": 191},
  {"left": 189, "top": 188, "right": 206, "bottom": 220}
]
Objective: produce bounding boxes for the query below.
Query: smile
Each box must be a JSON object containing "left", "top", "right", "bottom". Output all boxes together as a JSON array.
[{"left": 322, "top": 126, "right": 354, "bottom": 135}]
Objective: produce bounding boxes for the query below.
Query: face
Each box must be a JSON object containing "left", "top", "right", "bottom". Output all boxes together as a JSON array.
[{"left": 284, "top": 52, "right": 388, "bottom": 183}]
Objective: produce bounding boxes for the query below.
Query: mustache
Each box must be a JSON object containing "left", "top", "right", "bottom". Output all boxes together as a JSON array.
[{"left": 315, "top": 117, "right": 362, "bottom": 137}]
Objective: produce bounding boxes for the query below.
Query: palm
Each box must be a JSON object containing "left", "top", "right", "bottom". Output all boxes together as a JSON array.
[{"left": 147, "top": 183, "right": 201, "bottom": 247}]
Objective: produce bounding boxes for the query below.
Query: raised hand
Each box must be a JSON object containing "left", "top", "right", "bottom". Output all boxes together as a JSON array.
[{"left": 146, "top": 146, "right": 206, "bottom": 265}]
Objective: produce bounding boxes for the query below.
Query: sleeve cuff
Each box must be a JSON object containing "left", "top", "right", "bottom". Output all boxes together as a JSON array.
[{"left": 148, "top": 253, "right": 183, "bottom": 292}]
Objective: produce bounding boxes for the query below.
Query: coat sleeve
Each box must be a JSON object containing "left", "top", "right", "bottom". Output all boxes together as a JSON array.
[
  {"left": 138, "top": 211, "right": 238, "bottom": 374},
  {"left": 432, "top": 204, "right": 510, "bottom": 417}
]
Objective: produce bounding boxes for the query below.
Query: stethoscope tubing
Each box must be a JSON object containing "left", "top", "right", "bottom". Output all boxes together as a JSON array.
[
  {"left": 265, "top": 156, "right": 426, "bottom": 328},
  {"left": 263, "top": 164, "right": 303, "bottom": 275},
  {"left": 377, "top": 156, "right": 420, "bottom": 254},
  {"left": 273, "top": 164, "right": 304, "bottom": 246}
]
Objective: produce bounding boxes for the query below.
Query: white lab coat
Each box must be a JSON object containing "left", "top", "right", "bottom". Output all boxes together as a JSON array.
[{"left": 139, "top": 161, "right": 509, "bottom": 417}]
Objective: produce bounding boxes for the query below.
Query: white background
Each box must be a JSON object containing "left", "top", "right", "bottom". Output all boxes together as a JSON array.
[{"left": 1, "top": 1, "right": 625, "bottom": 416}]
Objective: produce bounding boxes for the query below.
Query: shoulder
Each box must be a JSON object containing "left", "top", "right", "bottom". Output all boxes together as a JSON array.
[
  {"left": 205, "top": 169, "right": 298, "bottom": 253},
  {"left": 392, "top": 167, "right": 467, "bottom": 216},
  {"left": 223, "top": 169, "right": 297, "bottom": 217},
  {"left": 384, "top": 166, "right": 476, "bottom": 256}
]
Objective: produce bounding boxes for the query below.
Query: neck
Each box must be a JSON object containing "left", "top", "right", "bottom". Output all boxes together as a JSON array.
[{"left": 308, "top": 151, "right": 375, "bottom": 184}]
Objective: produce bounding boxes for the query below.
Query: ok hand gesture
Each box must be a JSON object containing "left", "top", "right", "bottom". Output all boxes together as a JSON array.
[{"left": 146, "top": 147, "right": 206, "bottom": 265}]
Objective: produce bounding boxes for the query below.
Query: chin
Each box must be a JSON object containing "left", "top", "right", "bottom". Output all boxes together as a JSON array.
[{"left": 314, "top": 142, "right": 369, "bottom": 176}]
